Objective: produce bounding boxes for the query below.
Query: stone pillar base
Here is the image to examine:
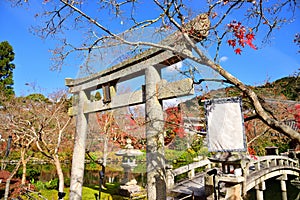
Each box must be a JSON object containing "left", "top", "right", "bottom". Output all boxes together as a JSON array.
[{"left": 119, "top": 185, "right": 146, "bottom": 199}]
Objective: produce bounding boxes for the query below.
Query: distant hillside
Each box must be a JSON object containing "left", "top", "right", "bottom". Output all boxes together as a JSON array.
[
  {"left": 259, "top": 76, "right": 300, "bottom": 101},
  {"left": 179, "top": 75, "right": 300, "bottom": 116}
]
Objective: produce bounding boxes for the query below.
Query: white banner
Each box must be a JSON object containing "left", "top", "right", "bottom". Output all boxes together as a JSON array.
[{"left": 204, "top": 97, "right": 246, "bottom": 152}]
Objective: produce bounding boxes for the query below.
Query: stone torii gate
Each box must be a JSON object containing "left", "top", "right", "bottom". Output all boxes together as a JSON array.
[{"left": 65, "top": 13, "right": 209, "bottom": 200}]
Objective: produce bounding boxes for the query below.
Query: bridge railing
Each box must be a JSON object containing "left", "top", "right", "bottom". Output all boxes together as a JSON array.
[
  {"left": 166, "top": 159, "right": 212, "bottom": 189},
  {"left": 245, "top": 155, "right": 299, "bottom": 176},
  {"left": 241, "top": 155, "right": 300, "bottom": 195}
]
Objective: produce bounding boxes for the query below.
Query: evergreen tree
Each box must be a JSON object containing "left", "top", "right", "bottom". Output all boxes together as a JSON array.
[{"left": 0, "top": 41, "right": 15, "bottom": 96}]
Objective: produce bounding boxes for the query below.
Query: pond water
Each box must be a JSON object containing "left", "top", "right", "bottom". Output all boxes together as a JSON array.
[
  {"left": 34, "top": 162, "right": 146, "bottom": 188},
  {"left": 246, "top": 178, "right": 299, "bottom": 200}
]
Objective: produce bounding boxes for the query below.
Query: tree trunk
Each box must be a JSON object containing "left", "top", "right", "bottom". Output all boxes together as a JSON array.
[
  {"left": 4, "top": 159, "right": 22, "bottom": 200},
  {"left": 180, "top": 32, "right": 300, "bottom": 143},
  {"left": 21, "top": 149, "right": 27, "bottom": 185},
  {"left": 207, "top": 61, "right": 300, "bottom": 142},
  {"left": 53, "top": 155, "right": 65, "bottom": 199},
  {"left": 103, "top": 136, "right": 108, "bottom": 167}
]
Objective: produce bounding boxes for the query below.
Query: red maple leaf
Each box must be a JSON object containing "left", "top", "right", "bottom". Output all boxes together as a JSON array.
[
  {"left": 234, "top": 48, "right": 242, "bottom": 55},
  {"left": 245, "top": 33, "right": 257, "bottom": 49},
  {"left": 246, "top": 33, "right": 255, "bottom": 41},
  {"left": 246, "top": 39, "right": 257, "bottom": 50},
  {"left": 227, "top": 21, "right": 257, "bottom": 53},
  {"left": 227, "top": 39, "right": 236, "bottom": 48},
  {"left": 238, "top": 39, "right": 245, "bottom": 47}
]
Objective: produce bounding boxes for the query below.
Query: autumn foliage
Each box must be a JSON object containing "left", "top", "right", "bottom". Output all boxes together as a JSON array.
[
  {"left": 95, "top": 106, "right": 186, "bottom": 149},
  {"left": 164, "top": 107, "right": 185, "bottom": 145},
  {"left": 96, "top": 112, "right": 146, "bottom": 149},
  {"left": 227, "top": 21, "right": 257, "bottom": 54},
  {"left": 295, "top": 104, "right": 300, "bottom": 129}
]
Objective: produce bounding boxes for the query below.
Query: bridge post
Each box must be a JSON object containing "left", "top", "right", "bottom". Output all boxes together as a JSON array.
[
  {"left": 241, "top": 159, "right": 250, "bottom": 197},
  {"left": 279, "top": 159, "right": 284, "bottom": 166},
  {"left": 265, "top": 160, "right": 270, "bottom": 168},
  {"left": 278, "top": 174, "right": 288, "bottom": 200},
  {"left": 188, "top": 168, "right": 195, "bottom": 179},
  {"left": 217, "top": 176, "right": 244, "bottom": 200},
  {"left": 271, "top": 158, "right": 277, "bottom": 166},
  {"left": 280, "top": 180, "right": 287, "bottom": 200},
  {"left": 255, "top": 181, "right": 265, "bottom": 200},
  {"left": 254, "top": 161, "right": 261, "bottom": 171},
  {"left": 166, "top": 165, "right": 174, "bottom": 189},
  {"left": 224, "top": 182, "right": 243, "bottom": 200},
  {"left": 204, "top": 169, "right": 217, "bottom": 200}
]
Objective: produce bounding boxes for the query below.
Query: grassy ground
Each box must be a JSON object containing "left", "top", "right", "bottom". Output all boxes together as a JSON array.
[
  {"left": 22, "top": 148, "right": 197, "bottom": 199},
  {"left": 30, "top": 187, "right": 113, "bottom": 200}
]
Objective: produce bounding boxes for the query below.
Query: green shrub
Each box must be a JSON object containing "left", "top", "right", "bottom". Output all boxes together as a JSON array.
[
  {"left": 105, "top": 182, "right": 120, "bottom": 194},
  {"left": 32, "top": 179, "right": 59, "bottom": 192},
  {"left": 64, "top": 177, "right": 70, "bottom": 187},
  {"left": 34, "top": 180, "right": 45, "bottom": 191},
  {"left": 198, "top": 147, "right": 210, "bottom": 158},
  {"left": 17, "top": 167, "right": 40, "bottom": 181},
  {"left": 45, "top": 178, "right": 58, "bottom": 190}
]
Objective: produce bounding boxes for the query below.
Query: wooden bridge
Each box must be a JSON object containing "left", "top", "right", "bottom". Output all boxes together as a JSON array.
[{"left": 166, "top": 155, "right": 300, "bottom": 200}]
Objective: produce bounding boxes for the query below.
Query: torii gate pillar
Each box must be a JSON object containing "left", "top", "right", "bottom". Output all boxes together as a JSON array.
[
  {"left": 145, "top": 66, "right": 165, "bottom": 199},
  {"left": 69, "top": 90, "right": 90, "bottom": 199}
]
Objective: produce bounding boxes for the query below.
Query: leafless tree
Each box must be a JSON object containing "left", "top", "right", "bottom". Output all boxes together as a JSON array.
[
  {"left": 0, "top": 94, "right": 36, "bottom": 199},
  {"left": 0, "top": 91, "right": 74, "bottom": 199},
  {"left": 31, "top": 92, "right": 74, "bottom": 198}
]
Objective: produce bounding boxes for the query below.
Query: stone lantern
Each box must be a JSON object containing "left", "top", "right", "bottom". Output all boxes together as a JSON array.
[{"left": 115, "top": 138, "right": 143, "bottom": 197}]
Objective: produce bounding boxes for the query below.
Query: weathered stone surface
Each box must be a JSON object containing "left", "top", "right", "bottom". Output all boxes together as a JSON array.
[{"left": 68, "top": 78, "right": 194, "bottom": 116}]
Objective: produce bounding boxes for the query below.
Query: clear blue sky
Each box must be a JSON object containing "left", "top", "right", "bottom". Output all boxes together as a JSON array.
[{"left": 0, "top": 1, "right": 299, "bottom": 97}]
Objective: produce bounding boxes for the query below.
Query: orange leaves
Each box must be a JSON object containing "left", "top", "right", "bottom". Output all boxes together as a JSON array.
[
  {"left": 295, "top": 104, "right": 300, "bottom": 129},
  {"left": 227, "top": 21, "right": 257, "bottom": 54},
  {"left": 164, "top": 107, "right": 185, "bottom": 142},
  {"left": 248, "top": 147, "right": 256, "bottom": 155}
]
